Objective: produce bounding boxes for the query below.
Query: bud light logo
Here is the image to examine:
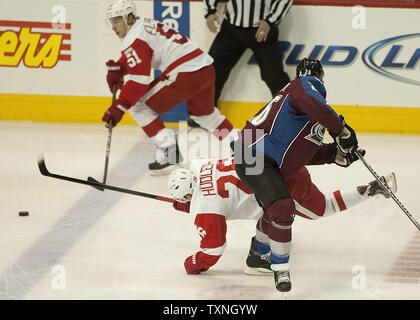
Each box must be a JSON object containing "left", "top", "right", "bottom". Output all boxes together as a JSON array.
[
  {"left": 249, "top": 33, "right": 420, "bottom": 86},
  {"left": 362, "top": 33, "right": 420, "bottom": 86}
]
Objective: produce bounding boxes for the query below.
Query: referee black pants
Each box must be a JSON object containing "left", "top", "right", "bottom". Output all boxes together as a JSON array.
[{"left": 209, "top": 19, "right": 290, "bottom": 106}]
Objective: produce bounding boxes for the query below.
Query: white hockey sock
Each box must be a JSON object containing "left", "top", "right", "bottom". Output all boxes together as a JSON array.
[
  {"left": 154, "top": 128, "right": 176, "bottom": 149},
  {"left": 256, "top": 228, "right": 270, "bottom": 245},
  {"left": 153, "top": 128, "right": 177, "bottom": 163},
  {"left": 190, "top": 108, "right": 225, "bottom": 130},
  {"left": 326, "top": 187, "right": 367, "bottom": 216}
]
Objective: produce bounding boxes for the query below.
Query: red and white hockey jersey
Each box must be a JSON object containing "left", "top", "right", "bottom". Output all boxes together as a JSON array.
[
  {"left": 117, "top": 18, "right": 213, "bottom": 106},
  {"left": 188, "top": 158, "right": 263, "bottom": 270},
  {"left": 187, "top": 157, "right": 350, "bottom": 271}
]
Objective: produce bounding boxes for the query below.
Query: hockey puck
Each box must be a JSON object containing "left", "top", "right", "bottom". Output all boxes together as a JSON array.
[{"left": 19, "top": 211, "right": 29, "bottom": 217}]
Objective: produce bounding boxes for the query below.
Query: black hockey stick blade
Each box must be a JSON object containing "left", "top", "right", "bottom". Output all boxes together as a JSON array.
[
  {"left": 355, "top": 149, "right": 420, "bottom": 231},
  {"left": 87, "top": 176, "right": 105, "bottom": 191},
  {"left": 38, "top": 157, "right": 174, "bottom": 203}
]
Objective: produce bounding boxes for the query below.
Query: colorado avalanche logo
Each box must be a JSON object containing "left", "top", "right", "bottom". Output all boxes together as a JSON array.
[{"left": 305, "top": 123, "right": 324, "bottom": 146}]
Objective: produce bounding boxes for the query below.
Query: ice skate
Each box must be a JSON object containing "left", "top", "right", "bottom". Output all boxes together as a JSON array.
[
  {"left": 357, "top": 172, "right": 397, "bottom": 198},
  {"left": 149, "top": 142, "right": 183, "bottom": 176},
  {"left": 244, "top": 237, "right": 272, "bottom": 276},
  {"left": 272, "top": 263, "right": 291, "bottom": 292}
]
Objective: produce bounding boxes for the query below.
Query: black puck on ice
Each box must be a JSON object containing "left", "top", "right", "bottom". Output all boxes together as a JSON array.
[{"left": 19, "top": 211, "right": 29, "bottom": 217}]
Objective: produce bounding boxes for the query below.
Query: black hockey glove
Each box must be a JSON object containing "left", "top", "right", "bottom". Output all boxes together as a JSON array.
[
  {"left": 329, "top": 115, "right": 358, "bottom": 154},
  {"left": 326, "top": 143, "right": 365, "bottom": 168}
]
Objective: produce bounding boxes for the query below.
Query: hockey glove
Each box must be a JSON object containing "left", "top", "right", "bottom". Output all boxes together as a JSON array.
[
  {"left": 184, "top": 253, "right": 208, "bottom": 275},
  {"left": 329, "top": 116, "right": 358, "bottom": 154},
  {"left": 326, "top": 143, "right": 366, "bottom": 167},
  {"left": 173, "top": 201, "right": 190, "bottom": 214},
  {"left": 106, "top": 60, "right": 124, "bottom": 93},
  {"left": 102, "top": 98, "right": 131, "bottom": 127}
]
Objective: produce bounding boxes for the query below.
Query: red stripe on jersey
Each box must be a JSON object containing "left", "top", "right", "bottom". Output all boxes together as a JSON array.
[
  {"left": 142, "top": 117, "right": 165, "bottom": 137},
  {"left": 162, "top": 48, "right": 203, "bottom": 75},
  {"left": 119, "top": 38, "right": 153, "bottom": 105},
  {"left": 194, "top": 213, "right": 227, "bottom": 252},
  {"left": 119, "top": 80, "right": 148, "bottom": 106},
  {"left": 212, "top": 118, "right": 234, "bottom": 141},
  {"left": 197, "top": 251, "right": 221, "bottom": 270},
  {"left": 117, "top": 56, "right": 128, "bottom": 75},
  {"left": 333, "top": 190, "right": 347, "bottom": 211}
]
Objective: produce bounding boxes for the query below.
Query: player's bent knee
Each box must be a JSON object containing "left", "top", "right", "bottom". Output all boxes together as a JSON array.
[{"left": 265, "top": 198, "right": 295, "bottom": 225}]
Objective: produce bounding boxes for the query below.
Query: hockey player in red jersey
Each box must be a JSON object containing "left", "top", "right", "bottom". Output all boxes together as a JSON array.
[
  {"left": 168, "top": 155, "right": 397, "bottom": 280},
  {"left": 102, "top": 0, "right": 234, "bottom": 175}
]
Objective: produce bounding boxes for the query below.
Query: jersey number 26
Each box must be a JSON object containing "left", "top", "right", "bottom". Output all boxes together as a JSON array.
[{"left": 216, "top": 159, "right": 253, "bottom": 198}]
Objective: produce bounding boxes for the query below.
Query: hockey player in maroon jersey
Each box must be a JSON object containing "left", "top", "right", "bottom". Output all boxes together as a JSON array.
[
  {"left": 102, "top": 0, "right": 234, "bottom": 175},
  {"left": 232, "top": 58, "right": 360, "bottom": 292},
  {"left": 168, "top": 157, "right": 397, "bottom": 280}
]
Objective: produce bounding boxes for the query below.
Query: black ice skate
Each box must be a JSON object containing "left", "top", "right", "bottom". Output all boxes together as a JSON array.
[
  {"left": 148, "top": 142, "right": 183, "bottom": 176},
  {"left": 244, "top": 238, "right": 272, "bottom": 276},
  {"left": 357, "top": 173, "right": 397, "bottom": 198},
  {"left": 272, "top": 263, "right": 291, "bottom": 293}
]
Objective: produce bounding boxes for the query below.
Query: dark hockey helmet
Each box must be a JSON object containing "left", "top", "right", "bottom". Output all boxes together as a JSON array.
[{"left": 296, "top": 58, "right": 324, "bottom": 82}]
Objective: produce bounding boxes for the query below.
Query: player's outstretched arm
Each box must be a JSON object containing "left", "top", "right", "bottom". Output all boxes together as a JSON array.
[{"left": 184, "top": 213, "right": 227, "bottom": 274}]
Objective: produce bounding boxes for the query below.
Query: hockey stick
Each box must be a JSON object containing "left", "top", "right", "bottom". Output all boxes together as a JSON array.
[
  {"left": 38, "top": 156, "right": 174, "bottom": 203},
  {"left": 355, "top": 149, "right": 420, "bottom": 231},
  {"left": 87, "top": 122, "right": 113, "bottom": 191},
  {"left": 87, "top": 89, "right": 118, "bottom": 191}
]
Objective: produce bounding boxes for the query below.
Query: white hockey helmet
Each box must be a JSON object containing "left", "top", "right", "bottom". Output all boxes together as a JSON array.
[
  {"left": 168, "top": 169, "right": 194, "bottom": 203},
  {"left": 106, "top": 0, "right": 137, "bottom": 25}
]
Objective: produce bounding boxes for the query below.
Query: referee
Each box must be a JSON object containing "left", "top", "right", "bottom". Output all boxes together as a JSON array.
[{"left": 204, "top": 0, "right": 292, "bottom": 106}]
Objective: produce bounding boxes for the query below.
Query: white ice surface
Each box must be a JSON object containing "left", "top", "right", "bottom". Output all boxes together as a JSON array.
[{"left": 0, "top": 121, "right": 419, "bottom": 300}]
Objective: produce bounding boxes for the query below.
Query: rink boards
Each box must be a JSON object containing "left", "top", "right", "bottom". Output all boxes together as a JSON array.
[{"left": 0, "top": 1, "right": 419, "bottom": 134}]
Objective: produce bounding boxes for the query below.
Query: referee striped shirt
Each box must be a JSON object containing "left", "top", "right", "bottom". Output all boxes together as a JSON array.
[{"left": 204, "top": 0, "right": 293, "bottom": 28}]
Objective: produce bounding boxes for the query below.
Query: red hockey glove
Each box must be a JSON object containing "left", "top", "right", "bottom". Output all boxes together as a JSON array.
[
  {"left": 172, "top": 201, "right": 190, "bottom": 213},
  {"left": 106, "top": 60, "right": 124, "bottom": 94},
  {"left": 184, "top": 253, "right": 208, "bottom": 275},
  {"left": 102, "top": 98, "right": 131, "bottom": 127}
]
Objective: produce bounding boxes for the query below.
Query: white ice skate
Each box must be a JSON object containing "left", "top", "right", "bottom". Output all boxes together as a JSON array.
[
  {"left": 358, "top": 172, "right": 397, "bottom": 198},
  {"left": 272, "top": 263, "right": 291, "bottom": 293},
  {"left": 148, "top": 142, "right": 183, "bottom": 176}
]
